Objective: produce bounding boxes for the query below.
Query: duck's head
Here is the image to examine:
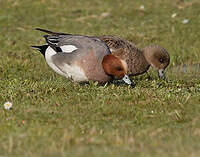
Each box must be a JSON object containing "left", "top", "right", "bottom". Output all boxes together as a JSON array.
[
  {"left": 102, "top": 54, "right": 132, "bottom": 85},
  {"left": 142, "top": 45, "right": 170, "bottom": 79}
]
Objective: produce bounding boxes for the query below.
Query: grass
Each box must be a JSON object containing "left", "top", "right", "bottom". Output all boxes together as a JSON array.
[{"left": 0, "top": 0, "right": 200, "bottom": 156}]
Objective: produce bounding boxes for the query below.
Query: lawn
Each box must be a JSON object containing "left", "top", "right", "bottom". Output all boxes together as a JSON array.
[{"left": 0, "top": 0, "right": 200, "bottom": 156}]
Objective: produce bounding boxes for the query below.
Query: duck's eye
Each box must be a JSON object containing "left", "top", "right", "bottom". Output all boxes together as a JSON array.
[
  {"left": 159, "top": 58, "right": 164, "bottom": 63},
  {"left": 116, "top": 66, "right": 123, "bottom": 71}
]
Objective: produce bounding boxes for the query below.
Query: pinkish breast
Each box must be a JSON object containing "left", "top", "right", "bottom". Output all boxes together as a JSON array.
[{"left": 76, "top": 50, "right": 111, "bottom": 83}]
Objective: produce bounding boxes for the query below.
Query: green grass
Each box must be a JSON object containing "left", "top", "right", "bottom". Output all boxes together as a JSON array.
[{"left": 1, "top": 0, "right": 200, "bottom": 156}]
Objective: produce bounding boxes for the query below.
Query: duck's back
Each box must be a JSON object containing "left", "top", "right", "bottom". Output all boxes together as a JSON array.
[{"left": 99, "top": 36, "right": 150, "bottom": 76}]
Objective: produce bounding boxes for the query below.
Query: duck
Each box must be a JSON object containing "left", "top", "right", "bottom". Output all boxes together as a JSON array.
[
  {"left": 32, "top": 30, "right": 132, "bottom": 85},
  {"left": 35, "top": 28, "right": 170, "bottom": 79},
  {"left": 98, "top": 36, "right": 170, "bottom": 79}
]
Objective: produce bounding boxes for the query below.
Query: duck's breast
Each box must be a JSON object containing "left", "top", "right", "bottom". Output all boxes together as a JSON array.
[{"left": 75, "top": 49, "right": 111, "bottom": 83}]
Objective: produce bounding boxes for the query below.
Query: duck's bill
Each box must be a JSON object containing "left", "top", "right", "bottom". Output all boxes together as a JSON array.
[
  {"left": 122, "top": 75, "right": 132, "bottom": 85},
  {"left": 158, "top": 69, "right": 165, "bottom": 79}
]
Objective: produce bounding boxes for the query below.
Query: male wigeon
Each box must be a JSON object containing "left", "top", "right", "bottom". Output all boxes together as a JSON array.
[
  {"left": 32, "top": 30, "right": 132, "bottom": 85},
  {"left": 35, "top": 28, "right": 170, "bottom": 79},
  {"left": 98, "top": 36, "right": 170, "bottom": 79}
]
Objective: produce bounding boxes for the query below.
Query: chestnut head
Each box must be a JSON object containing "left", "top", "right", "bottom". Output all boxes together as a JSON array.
[{"left": 102, "top": 54, "right": 132, "bottom": 85}]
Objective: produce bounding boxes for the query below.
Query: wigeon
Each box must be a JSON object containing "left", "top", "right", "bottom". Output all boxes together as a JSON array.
[
  {"left": 99, "top": 36, "right": 170, "bottom": 79},
  {"left": 32, "top": 30, "right": 133, "bottom": 85},
  {"left": 35, "top": 28, "right": 170, "bottom": 79}
]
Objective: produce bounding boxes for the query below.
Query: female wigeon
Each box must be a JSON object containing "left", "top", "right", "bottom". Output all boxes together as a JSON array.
[
  {"left": 32, "top": 31, "right": 132, "bottom": 85},
  {"left": 99, "top": 36, "right": 170, "bottom": 79}
]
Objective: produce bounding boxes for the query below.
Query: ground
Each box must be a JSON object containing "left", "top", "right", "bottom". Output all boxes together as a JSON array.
[{"left": 0, "top": 0, "right": 200, "bottom": 156}]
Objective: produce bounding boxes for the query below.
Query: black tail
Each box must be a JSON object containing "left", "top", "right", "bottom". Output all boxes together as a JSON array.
[
  {"left": 36, "top": 28, "right": 70, "bottom": 35},
  {"left": 31, "top": 45, "right": 49, "bottom": 57}
]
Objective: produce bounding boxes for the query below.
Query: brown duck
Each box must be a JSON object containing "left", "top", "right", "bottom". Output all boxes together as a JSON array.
[
  {"left": 35, "top": 28, "right": 170, "bottom": 79},
  {"left": 98, "top": 36, "right": 170, "bottom": 79}
]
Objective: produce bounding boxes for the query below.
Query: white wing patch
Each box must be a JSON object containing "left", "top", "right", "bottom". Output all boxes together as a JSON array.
[{"left": 60, "top": 45, "right": 78, "bottom": 53}]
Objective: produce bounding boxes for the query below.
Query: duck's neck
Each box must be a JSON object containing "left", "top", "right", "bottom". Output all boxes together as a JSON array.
[
  {"left": 141, "top": 49, "right": 151, "bottom": 70},
  {"left": 141, "top": 49, "right": 150, "bottom": 63},
  {"left": 126, "top": 49, "right": 150, "bottom": 76}
]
